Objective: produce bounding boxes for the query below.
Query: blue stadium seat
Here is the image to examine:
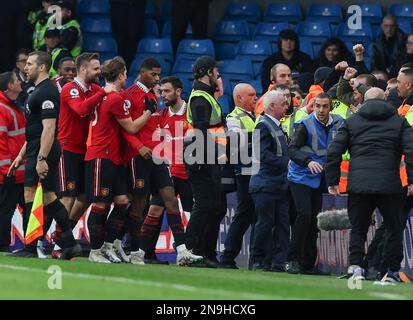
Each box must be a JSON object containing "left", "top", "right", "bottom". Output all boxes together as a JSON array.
[
  {"left": 220, "top": 60, "right": 254, "bottom": 87},
  {"left": 130, "top": 54, "right": 171, "bottom": 76},
  {"left": 398, "top": 21, "right": 412, "bottom": 35},
  {"left": 347, "top": 4, "right": 382, "bottom": 25},
  {"left": 214, "top": 20, "right": 250, "bottom": 42},
  {"left": 145, "top": 0, "right": 157, "bottom": 20},
  {"left": 253, "top": 22, "right": 294, "bottom": 41},
  {"left": 158, "top": 97, "right": 166, "bottom": 111},
  {"left": 160, "top": 0, "right": 172, "bottom": 22},
  {"left": 218, "top": 95, "right": 232, "bottom": 115},
  {"left": 297, "top": 21, "right": 332, "bottom": 39},
  {"left": 235, "top": 40, "right": 273, "bottom": 78},
  {"left": 162, "top": 20, "right": 192, "bottom": 38},
  {"left": 83, "top": 35, "right": 117, "bottom": 53},
  {"left": 246, "top": 79, "right": 263, "bottom": 97},
  {"left": 176, "top": 40, "right": 215, "bottom": 60},
  {"left": 144, "top": 19, "right": 159, "bottom": 38},
  {"left": 389, "top": 4, "right": 413, "bottom": 22},
  {"left": 80, "top": 18, "right": 112, "bottom": 35},
  {"left": 77, "top": 0, "right": 110, "bottom": 19},
  {"left": 136, "top": 38, "right": 174, "bottom": 68},
  {"left": 336, "top": 22, "right": 373, "bottom": 43},
  {"left": 223, "top": 3, "right": 261, "bottom": 24},
  {"left": 307, "top": 4, "right": 343, "bottom": 24},
  {"left": 263, "top": 3, "right": 302, "bottom": 23},
  {"left": 299, "top": 38, "right": 316, "bottom": 60},
  {"left": 171, "top": 58, "right": 196, "bottom": 75},
  {"left": 214, "top": 20, "right": 250, "bottom": 60}
]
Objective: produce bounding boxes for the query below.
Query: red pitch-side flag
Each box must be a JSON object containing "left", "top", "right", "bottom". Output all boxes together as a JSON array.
[{"left": 25, "top": 182, "right": 44, "bottom": 244}]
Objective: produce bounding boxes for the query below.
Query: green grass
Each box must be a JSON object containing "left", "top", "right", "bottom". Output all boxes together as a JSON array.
[{"left": 0, "top": 254, "right": 412, "bottom": 300}]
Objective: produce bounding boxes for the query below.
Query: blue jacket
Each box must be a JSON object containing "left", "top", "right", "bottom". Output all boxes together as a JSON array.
[
  {"left": 249, "top": 114, "right": 289, "bottom": 196},
  {"left": 288, "top": 113, "right": 343, "bottom": 188}
]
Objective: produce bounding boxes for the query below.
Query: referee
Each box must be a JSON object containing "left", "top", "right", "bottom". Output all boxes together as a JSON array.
[{"left": 10, "top": 51, "right": 81, "bottom": 259}]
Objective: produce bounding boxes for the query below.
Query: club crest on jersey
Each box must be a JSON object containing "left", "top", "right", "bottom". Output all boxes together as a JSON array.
[
  {"left": 67, "top": 181, "right": 75, "bottom": 191},
  {"left": 70, "top": 88, "right": 80, "bottom": 98},
  {"left": 124, "top": 100, "right": 131, "bottom": 115},
  {"left": 42, "top": 100, "right": 55, "bottom": 110},
  {"left": 100, "top": 188, "right": 110, "bottom": 197},
  {"left": 135, "top": 179, "right": 145, "bottom": 188}
]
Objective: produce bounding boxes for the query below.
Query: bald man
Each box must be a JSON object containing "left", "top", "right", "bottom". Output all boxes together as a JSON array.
[
  {"left": 255, "top": 64, "right": 292, "bottom": 117},
  {"left": 364, "top": 87, "right": 385, "bottom": 101},
  {"left": 219, "top": 83, "right": 257, "bottom": 269},
  {"left": 326, "top": 87, "right": 413, "bottom": 283}
]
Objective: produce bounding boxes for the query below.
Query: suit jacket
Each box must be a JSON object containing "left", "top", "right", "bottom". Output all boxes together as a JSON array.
[{"left": 249, "top": 114, "right": 289, "bottom": 196}]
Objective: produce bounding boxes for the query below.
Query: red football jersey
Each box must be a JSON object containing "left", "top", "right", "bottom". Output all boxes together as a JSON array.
[
  {"left": 122, "top": 81, "right": 160, "bottom": 162},
  {"left": 158, "top": 102, "right": 188, "bottom": 180},
  {"left": 85, "top": 92, "right": 130, "bottom": 165},
  {"left": 58, "top": 78, "right": 105, "bottom": 154}
]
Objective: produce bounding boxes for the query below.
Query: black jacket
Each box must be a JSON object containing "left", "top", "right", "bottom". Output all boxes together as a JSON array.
[
  {"left": 372, "top": 29, "right": 407, "bottom": 73},
  {"left": 325, "top": 99, "right": 413, "bottom": 194},
  {"left": 261, "top": 51, "right": 315, "bottom": 90}
]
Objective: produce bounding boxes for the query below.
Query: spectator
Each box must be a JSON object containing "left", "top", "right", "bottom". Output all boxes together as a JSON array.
[
  {"left": 315, "top": 37, "right": 354, "bottom": 69},
  {"left": 301, "top": 67, "right": 332, "bottom": 114},
  {"left": 261, "top": 29, "right": 315, "bottom": 90},
  {"left": 337, "top": 67, "right": 373, "bottom": 108},
  {"left": 40, "top": 28, "right": 72, "bottom": 78},
  {"left": 109, "top": 0, "right": 146, "bottom": 69},
  {"left": 372, "top": 15, "right": 407, "bottom": 74},
  {"left": 255, "top": 64, "right": 292, "bottom": 116},
  {"left": 385, "top": 78, "right": 398, "bottom": 100},
  {"left": 249, "top": 90, "right": 290, "bottom": 272},
  {"left": 389, "top": 33, "right": 413, "bottom": 78},
  {"left": 50, "top": 0, "right": 82, "bottom": 57},
  {"left": 171, "top": 0, "right": 211, "bottom": 53},
  {"left": 397, "top": 68, "right": 413, "bottom": 116},
  {"left": 13, "top": 49, "right": 35, "bottom": 110}
]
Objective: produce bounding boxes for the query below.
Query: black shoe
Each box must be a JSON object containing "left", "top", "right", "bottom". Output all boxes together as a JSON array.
[
  {"left": 270, "top": 265, "right": 285, "bottom": 272},
  {"left": 59, "top": 243, "right": 82, "bottom": 260},
  {"left": 365, "top": 266, "right": 379, "bottom": 281},
  {"left": 218, "top": 262, "right": 239, "bottom": 269},
  {"left": 144, "top": 258, "right": 169, "bottom": 265},
  {"left": 301, "top": 267, "right": 330, "bottom": 276},
  {"left": 11, "top": 247, "right": 38, "bottom": 258},
  {"left": 188, "top": 257, "right": 218, "bottom": 268},
  {"left": 285, "top": 261, "right": 300, "bottom": 274}
]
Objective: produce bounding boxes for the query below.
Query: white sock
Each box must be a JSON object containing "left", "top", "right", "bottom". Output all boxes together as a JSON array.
[
  {"left": 176, "top": 244, "right": 187, "bottom": 254},
  {"left": 53, "top": 244, "right": 61, "bottom": 251}
]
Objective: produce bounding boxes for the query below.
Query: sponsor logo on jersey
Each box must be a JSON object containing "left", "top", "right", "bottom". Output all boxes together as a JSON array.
[{"left": 42, "top": 100, "right": 55, "bottom": 110}]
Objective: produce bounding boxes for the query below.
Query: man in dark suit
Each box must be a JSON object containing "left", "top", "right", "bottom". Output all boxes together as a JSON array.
[
  {"left": 326, "top": 87, "right": 413, "bottom": 284},
  {"left": 249, "top": 90, "right": 290, "bottom": 271}
]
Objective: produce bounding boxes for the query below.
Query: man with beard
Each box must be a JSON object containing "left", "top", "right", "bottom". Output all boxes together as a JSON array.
[
  {"left": 10, "top": 51, "right": 81, "bottom": 259},
  {"left": 54, "top": 52, "right": 114, "bottom": 257},
  {"left": 53, "top": 57, "right": 76, "bottom": 93},
  {"left": 122, "top": 59, "right": 202, "bottom": 265}
]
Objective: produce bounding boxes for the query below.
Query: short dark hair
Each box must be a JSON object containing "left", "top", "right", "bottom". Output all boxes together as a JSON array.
[
  {"left": 140, "top": 58, "right": 161, "bottom": 71},
  {"left": 75, "top": 52, "right": 100, "bottom": 72},
  {"left": 160, "top": 76, "right": 183, "bottom": 90},
  {"left": 0, "top": 72, "right": 14, "bottom": 91},
  {"left": 357, "top": 74, "right": 377, "bottom": 87},
  {"left": 15, "top": 48, "right": 30, "bottom": 61},
  {"left": 101, "top": 58, "right": 126, "bottom": 82},
  {"left": 58, "top": 57, "right": 75, "bottom": 68},
  {"left": 29, "top": 51, "right": 52, "bottom": 72},
  {"left": 315, "top": 92, "right": 332, "bottom": 106}
]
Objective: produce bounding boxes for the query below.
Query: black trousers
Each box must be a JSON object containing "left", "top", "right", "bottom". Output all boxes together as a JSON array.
[
  {"left": 287, "top": 182, "right": 323, "bottom": 270},
  {"left": 109, "top": 0, "right": 146, "bottom": 68},
  {"left": 250, "top": 191, "right": 290, "bottom": 267},
  {"left": 203, "top": 192, "right": 227, "bottom": 261},
  {"left": 185, "top": 164, "right": 222, "bottom": 256},
  {"left": 220, "top": 175, "right": 255, "bottom": 265},
  {"left": 171, "top": 0, "right": 210, "bottom": 52},
  {"left": 348, "top": 193, "right": 405, "bottom": 272},
  {"left": 0, "top": 178, "right": 25, "bottom": 248}
]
